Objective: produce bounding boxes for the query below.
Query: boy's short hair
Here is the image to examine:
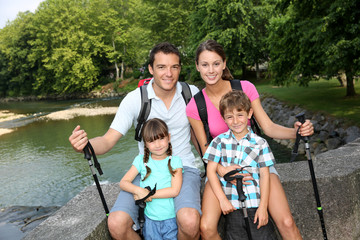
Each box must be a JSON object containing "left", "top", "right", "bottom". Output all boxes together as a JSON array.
[
  {"left": 149, "top": 42, "right": 181, "bottom": 68},
  {"left": 219, "top": 90, "right": 252, "bottom": 117}
]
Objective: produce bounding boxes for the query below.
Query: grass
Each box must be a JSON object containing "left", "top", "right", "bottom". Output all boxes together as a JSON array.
[{"left": 255, "top": 78, "right": 360, "bottom": 126}]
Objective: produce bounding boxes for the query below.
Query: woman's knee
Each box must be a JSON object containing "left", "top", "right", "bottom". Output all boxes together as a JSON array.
[
  {"left": 200, "top": 219, "right": 218, "bottom": 239},
  {"left": 277, "top": 215, "right": 296, "bottom": 231}
]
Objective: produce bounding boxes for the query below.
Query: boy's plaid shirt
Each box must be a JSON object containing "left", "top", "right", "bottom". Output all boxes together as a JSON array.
[{"left": 203, "top": 127, "right": 275, "bottom": 209}]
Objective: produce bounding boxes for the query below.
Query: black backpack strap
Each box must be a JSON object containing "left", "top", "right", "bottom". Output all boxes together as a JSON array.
[
  {"left": 135, "top": 81, "right": 191, "bottom": 142},
  {"left": 194, "top": 91, "right": 213, "bottom": 146},
  {"left": 135, "top": 85, "right": 151, "bottom": 141},
  {"left": 230, "top": 79, "right": 242, "bottom": 90},
  {"left": 180, "top": 82, "right": 192, "bottom": 104}
]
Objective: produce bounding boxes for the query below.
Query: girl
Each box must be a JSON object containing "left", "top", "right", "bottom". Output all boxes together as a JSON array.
[
  {"left": 186, "top": 39, "right": 314, "bottom": 240},
  {"left": 119, "top": 118, "right": 183, "bottom": 240}
]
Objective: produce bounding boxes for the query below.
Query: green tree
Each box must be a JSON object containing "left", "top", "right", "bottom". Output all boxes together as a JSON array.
[
  {"left": 0, "top": 11, "right": 36, "bottom": 96},
  {"left": 27, "top": 0, "right": 136, "bottom": 94},
  {"left": 268, "top": 0, "right": 359, "bottom": 96},
  {"left": 188, "top": 0, "right": 273, "bottom": 80}
]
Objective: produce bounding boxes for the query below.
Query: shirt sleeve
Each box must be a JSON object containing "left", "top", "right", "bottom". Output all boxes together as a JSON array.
[
  {"left": 186, "top": 97, "right": 201, "bottom": 120},
  {"left": 257, "top": 138, "right": 275, "bottom": 168},
  {"left": 110, "top": 88, "right": 141, "bottom": 136},
  {"left": 241, "top": 81, "right": 260, "bottom": 102},
  {"left": 202, "top": 137, "right": 222, "bottom": 164},
  {"left": 170, "top": 156, "right": 183, "bottom": 172},
  {"left": 132, "top": 154, "right": 144, "bottom": 173}
]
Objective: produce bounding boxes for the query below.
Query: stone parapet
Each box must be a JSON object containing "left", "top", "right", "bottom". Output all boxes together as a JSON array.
[{"left": 24, "top": 138, "right": 360, "bottom": 239}]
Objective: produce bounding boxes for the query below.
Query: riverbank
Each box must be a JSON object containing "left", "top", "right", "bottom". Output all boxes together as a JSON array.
[{"left": 0, "top": 107, "right": 118, "bottom": 137}]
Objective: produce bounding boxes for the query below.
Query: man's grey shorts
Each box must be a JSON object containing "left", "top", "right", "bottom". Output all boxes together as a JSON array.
[{"left": 110, "top": 166, "right": 202, "bottom": 228}]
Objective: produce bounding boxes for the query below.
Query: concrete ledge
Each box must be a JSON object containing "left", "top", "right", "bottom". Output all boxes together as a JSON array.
[
  {"left": 23, "top": 183, "right": 120, "bottom": 240},
  {"left": 24, "top": 138, "right": 360, "bottom": 239}
]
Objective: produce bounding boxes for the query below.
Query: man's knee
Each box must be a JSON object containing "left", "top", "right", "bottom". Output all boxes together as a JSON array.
[
  {"left": 177, "top": 208, "right": 200, "bottom": 237},
  {"left": 108, "top": 211, "right": 133, "bottom": 239}
]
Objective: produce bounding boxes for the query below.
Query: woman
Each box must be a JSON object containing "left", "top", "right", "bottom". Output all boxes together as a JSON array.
[{"left": 186, "top": 40, "right": 312, "bottom": 240}]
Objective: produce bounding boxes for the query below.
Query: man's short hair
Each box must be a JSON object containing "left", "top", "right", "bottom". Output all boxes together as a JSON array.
[
  {"left": 149, "top": 42, "right": 181, "bottom": 68},
  {"left": 219, "top": 90, "right": 252, "bottom": 117}
]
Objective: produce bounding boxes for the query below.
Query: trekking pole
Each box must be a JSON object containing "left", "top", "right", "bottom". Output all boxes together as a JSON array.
[
  {"left": 292, "top": 112, "right": 328, "bottom": 240},
  {"left": 224, "top": 169, "right": 252, "bottom": 240},
  {"left": 135, "top": 184, "right": 157, "bottom": 239},
  {"left": 83, "top": 142, "right": 109, "bottom": 216}
]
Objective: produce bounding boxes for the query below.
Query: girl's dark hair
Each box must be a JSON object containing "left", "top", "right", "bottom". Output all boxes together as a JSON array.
[
  {"left": 149, "top": 42, "right": 181, "bottom": 68},
  {"left": 141, "top": 118, "right": 175, "bottom": 181},
  {"left": 195, "top": 39, "right": 233, "bottom": 80}
]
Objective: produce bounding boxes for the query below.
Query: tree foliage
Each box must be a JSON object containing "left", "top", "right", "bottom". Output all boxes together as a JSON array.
[
  {"left": 268, "top": 0, "right": 359, "bottom": 96},
  {"left": 0, "top": 0, "right": 358, "bottom": 97},
  {"left": 188, "top": 0, "right": 274, "bottom": 80}
]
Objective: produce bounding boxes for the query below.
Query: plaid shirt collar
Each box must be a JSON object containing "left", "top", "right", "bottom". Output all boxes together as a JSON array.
[{"left": 224, "top": 126, "right": 253, "bottom": 142}]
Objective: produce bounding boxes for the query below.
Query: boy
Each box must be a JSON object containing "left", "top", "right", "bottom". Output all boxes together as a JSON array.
[{"left": 203, "top": 90, "right": 277, "bottom": 240}]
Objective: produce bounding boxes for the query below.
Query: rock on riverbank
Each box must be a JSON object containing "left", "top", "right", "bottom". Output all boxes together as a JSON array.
[
  {"left": 261, "top": 96, "right": 360, "bottom": 155},
  {"left": 0, "top": 206, "right": 60, "bottom": 239}
]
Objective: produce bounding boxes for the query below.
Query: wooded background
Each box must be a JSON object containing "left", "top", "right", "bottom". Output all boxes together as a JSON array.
[{"left": 0, "top": 0, "right": 358, "bottom": 97}]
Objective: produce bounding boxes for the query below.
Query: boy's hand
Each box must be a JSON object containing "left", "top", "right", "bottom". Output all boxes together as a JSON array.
[
  {"left": 254, "top": 206, "right": 268, "bottom": 229},
  {"left": 220, "top": 165, "right": 253, "bottom": 185},
  {"left": 220, "top": 198, "right": 236, "bottom": 215}
]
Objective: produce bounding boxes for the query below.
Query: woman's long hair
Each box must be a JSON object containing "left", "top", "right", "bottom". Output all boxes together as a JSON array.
[
  {"left": 141, "top": 118, "right": 175, "bottom": 181},
  {"left": 195, "top": 39, "right": 234, "bottom": 81}
]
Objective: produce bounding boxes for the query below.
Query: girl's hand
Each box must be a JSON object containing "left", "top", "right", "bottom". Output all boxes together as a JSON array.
[
  {"left": 254, "top": 206, "right": 268, "bottom": 229},
  {"left": 294, "top": 119, "right": 314, "bottom": 137},
  {"left": 133, "top": 187, "right": 150, "bottom": 201},
  {"left": 219, "top": 198, "right": 236, "bottom": 215}
]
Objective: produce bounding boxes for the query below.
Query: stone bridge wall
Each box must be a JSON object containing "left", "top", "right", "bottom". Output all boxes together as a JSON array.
[{"left": 24, "top": 138, "right": 360, "bottom": 240}]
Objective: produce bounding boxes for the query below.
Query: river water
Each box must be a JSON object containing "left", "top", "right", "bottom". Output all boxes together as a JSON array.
[{"left": 0, "top": 97, "right": 142, "bottom": 209}]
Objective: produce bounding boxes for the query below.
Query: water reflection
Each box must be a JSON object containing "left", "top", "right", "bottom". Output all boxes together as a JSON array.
[{"left": 0, "top": 98, "right": 138, "bottom": 208}]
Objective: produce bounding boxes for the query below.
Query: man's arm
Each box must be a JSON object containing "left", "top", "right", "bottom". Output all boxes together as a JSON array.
[{"left": 69, "top": 126, "right": 123, "bottom": 155}]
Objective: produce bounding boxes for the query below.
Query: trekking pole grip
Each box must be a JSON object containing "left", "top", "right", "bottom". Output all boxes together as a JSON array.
[
  {"left": 83, "top": 142, "right": 91, "bottom": 160},
  {"left": 236, "top": 176, "right": 247, "bottom": 202},
  {"left": 295, "top": 112, "right": 310, "bottom": 141},
  {"left": 295, "top": 112, "right": 306, "bottom": 124}
]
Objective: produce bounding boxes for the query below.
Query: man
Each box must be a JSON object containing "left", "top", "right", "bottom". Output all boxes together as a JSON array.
[{"left": 69, "top": 42, "right": 201, "bottom": 240}]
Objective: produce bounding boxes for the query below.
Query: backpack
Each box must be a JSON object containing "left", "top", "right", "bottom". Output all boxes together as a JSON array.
[
  {"left": 135, "top": 79, "right": 192, "bottom": 141},
  {"left": 194, "top": 79, "right": 261, "bottom": 147}
]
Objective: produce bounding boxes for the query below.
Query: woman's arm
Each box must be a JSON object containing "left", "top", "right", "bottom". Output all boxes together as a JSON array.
[
  {"left": 152, "top": 168, "right": 183, "bottom": 198},
  {"left": 254, "top": 166, "right": 270, "bottom": 229},
  {"left": 188, "top": 117, "right": 209, "bottom": 156},
  {"left": 119, "top": 165, "right": 149, "bottom": 201},
  {"left": 251, "top": 98, "right": 313, "bottom": 139},
  {"left": 207, "top": 161, "right": 236, "bottom": 215}
]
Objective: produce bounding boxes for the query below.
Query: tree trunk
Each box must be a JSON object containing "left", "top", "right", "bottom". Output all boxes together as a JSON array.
[
  {"left": 337, "top": 76, "right": 344, "bottom": 87},
  {"left": 120, "top": 61, "right": 124, "bottom": 80},
  {"left": 345, "top": 71, "right": 356, "bottom": 97},
  {"left": 255, "top": 62, "right": 260, "bottom": 80},
  {"left": 112, "top": 38, "right": 120, "bottom": 80},
  {"left": 242, "top": 64, "right": 247, "bottom": 79},
  {"left": 120, "top": 45, "right": 125, "bottom": 80}
]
